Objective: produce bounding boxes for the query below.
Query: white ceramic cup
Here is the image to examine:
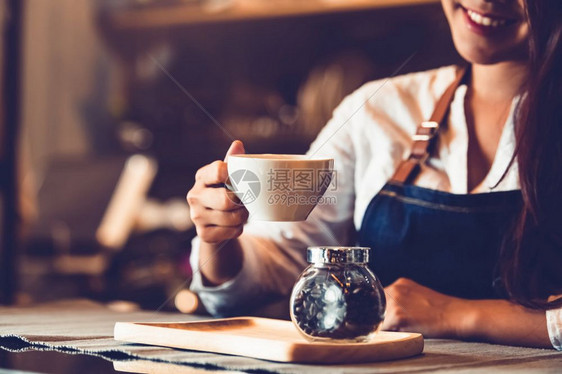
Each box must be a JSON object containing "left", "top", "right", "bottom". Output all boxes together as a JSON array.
[{"left": 227, "top": 154, "right": 334, "bottom": 221}]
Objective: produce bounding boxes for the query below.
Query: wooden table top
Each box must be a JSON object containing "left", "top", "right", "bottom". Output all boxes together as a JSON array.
[{"left": 1, "top": 300, "right": 560, "bottom": 373}]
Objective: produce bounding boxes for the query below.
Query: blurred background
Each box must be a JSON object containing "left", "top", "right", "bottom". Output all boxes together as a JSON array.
[{"left": 0, "top": 0, "right": 460, "bottom": 312}]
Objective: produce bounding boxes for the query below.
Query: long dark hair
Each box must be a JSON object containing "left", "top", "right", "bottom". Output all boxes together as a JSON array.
[{"left": 501, "top": 0, "right": 562, "bottom": 309}]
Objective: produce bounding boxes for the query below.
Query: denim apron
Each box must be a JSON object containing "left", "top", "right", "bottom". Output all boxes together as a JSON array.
[{"left": 358, "top": 66, "right": 522, "bottom": 299}]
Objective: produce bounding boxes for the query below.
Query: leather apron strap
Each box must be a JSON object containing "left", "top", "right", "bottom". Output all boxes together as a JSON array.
[{"left": 390, "top": 66, "right": 469, "bottom": 184}]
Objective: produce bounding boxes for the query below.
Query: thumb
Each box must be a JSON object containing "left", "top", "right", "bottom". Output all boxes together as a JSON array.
[{"left": 224, "top": 140, "right": 246, "bottom": 161}]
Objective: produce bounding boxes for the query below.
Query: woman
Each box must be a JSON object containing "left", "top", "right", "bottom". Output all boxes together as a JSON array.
[{"left": 186, "top": 0, "right": 562, "bottom": 349}]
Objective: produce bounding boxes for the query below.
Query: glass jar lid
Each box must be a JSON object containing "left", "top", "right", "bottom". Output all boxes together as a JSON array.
[{"left": 307, "top": 246, "right": 370, "bottom": 264}]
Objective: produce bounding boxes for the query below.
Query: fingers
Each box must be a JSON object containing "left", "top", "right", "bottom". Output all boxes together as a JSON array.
[
  {"left": 187, "top": 178, "right": 248, "bottom": 244},
  {"left": 382, "top": 278, "right": 412, "bottom": 332},
  {"left": 382, "top": 301, "right": 410, "bottom": 332},
  {"left": 387, "top": 277, "right": 414, "bottom": 297},
  {"left": 195, "top": 185, "right": 241, "bottom": 211},
  {"left": 187, "top": 187, "right": 248, "bottom": 244},
  {"left": 195, "top": 160, "right": 229, "bottom": 186},
  {"left": 192, "top": 206, "right": 249, "bottom": 228},
  {"left": 224, "top": 140, "right": 246, "bottom": 161},
  {"left": 385, "top": 278, "right": 412, "bottom": 303},
  {"left": 195, "top": 139, "right": 246, "bottom": 186},
  {"left": 187, "top": 183, "right": 246, "bottom": 220},
  {"left": 186, "top": 140, "right": 248, "bottom": 245},
  {"left": 204, "top": 207, "right": 249, "bottom": 227}
]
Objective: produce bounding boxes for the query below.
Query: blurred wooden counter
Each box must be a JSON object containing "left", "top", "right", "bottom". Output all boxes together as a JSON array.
[{"left": 107, "top": 0, "right": 439, "bottom": 30}]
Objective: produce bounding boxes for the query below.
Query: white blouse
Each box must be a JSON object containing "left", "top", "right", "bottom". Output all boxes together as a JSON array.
[{"left": 189, "top": 65, "right": 562, "bottom": 349}]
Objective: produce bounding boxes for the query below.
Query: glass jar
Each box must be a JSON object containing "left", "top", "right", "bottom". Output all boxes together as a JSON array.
[{"left": 290, "top": 247, "right": 386, "bottom": 342}]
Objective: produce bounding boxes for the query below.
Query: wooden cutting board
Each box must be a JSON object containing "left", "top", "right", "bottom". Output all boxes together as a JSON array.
[{"left": 114, "top": 317, "right": 423, "bottom": 364}]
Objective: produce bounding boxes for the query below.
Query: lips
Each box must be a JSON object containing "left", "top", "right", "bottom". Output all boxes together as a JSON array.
[
  {"left": 458, "top": 3, "right": 520, "bottom": 35},
  {"left": 466, "top": 8, "right": 510, "bottom": 27}
]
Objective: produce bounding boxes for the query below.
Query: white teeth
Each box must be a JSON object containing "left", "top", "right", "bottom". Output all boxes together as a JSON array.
[{"left": 467, "top": 9, "right": 507, "bottom": 27}]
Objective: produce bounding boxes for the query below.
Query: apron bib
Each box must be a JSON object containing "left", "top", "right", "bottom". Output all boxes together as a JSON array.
[{"left": 358, "top": 182, "right": 521, "bottom": 299}]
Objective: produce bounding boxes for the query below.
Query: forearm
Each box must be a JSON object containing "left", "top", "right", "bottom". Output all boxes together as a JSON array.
[
  {"left": 198, "top": 239, "right": 243, "bottom": 286},
  {"left": 458, "top": 299, "right": 551, "bottom": 348},
  {"left": 191, "top": 232, "right": 306, "bottom": 317}
]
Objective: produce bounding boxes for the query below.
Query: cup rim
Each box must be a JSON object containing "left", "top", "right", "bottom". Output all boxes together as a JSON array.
[{"left": 228, "top": 154, "right": 333, "bottom": 162}]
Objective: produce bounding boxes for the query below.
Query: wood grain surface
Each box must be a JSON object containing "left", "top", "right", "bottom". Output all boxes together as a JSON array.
[{"left": 114, "top": 317, "right": 424, "bottom": 363}]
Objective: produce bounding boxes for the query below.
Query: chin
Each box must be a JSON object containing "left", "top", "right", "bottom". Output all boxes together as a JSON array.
[
  {"left": 453, "top": 35, "right": 529, "bottom": 65},
  {"left": 454, "top": 42, "right": 523, "bottom": 65},
  {"left": 443, "top": 0, "right": 529, "bottom": 66}
]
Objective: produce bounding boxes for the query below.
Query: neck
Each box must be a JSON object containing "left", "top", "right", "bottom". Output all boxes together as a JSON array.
[{"left": 470, "top": 62, "right": 527, "bottom": 103}]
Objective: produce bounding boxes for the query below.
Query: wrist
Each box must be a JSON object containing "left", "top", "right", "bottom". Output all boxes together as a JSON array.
[
  {"left": 199, "top": 239, "right": 243, "bottom": 286},
  {"left": 445, "top": 297, "right": 482, "bottom": 340}
]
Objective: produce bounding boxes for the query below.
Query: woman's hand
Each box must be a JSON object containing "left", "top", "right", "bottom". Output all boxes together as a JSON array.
[
  {"left": 382, "top": 277, "right": 470, "bottom": 338},
  {"left": 187, "top": 140, "right": 249, "bottom": 245},
  {"left": 186, "top": 140, "right": 249, "bottom": 286},
  {"left": 382, "top": 278, "right": 552, "bottom": 348}
]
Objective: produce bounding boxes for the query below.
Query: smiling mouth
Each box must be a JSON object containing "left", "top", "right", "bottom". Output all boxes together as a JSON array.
[{"left": 459, "top": 4, "right": 519, "bottom": 29}]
